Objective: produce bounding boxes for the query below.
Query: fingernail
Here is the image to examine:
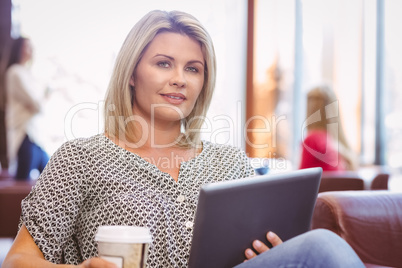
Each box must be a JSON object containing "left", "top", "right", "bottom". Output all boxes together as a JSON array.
[
  {"left": 245, "top": 249, "right": 253, "bottom": 257},
  {"left": 268, "top": 231, "right": 275, "bottom": 239},
  {"left": 254, "top": 240, "right": 262, "bottom": 248}
]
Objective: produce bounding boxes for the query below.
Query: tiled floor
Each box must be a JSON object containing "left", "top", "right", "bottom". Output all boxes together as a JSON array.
[{"left": 0, "top": 238, "right": 13, "bottom": 266}]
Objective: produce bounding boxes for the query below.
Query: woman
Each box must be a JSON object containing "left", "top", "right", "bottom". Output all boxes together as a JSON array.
[
  {"left": 5, "top": 37, "right": 49, "bottom": 179},
  {"left": 300, "top": 85, "right": 358, "bottom": 171},
  {"left": 3, "top": 10, "right": 364, "bottom": 268}
]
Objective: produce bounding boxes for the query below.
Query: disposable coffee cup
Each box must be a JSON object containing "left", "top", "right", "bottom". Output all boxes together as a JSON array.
[{"left": 95, "top": 225, "right": 152, "bottom": 268}]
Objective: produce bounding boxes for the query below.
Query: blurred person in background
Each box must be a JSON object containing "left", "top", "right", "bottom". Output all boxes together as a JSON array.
[
  {"left": 4, "top": 37, "right": 49, "bottom": 179},
  {"left": 299, "top": 85, "right": 358, "bottom": 171}
]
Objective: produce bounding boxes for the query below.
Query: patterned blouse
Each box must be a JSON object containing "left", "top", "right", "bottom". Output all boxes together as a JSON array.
[{"left": 21, "top": 134, "right": 254, "bottom": 267}]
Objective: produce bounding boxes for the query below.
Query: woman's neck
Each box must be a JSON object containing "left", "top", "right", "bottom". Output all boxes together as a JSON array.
[
  {"left": 144, "top": 125, "right": 182, "bottom": 150},
  {"left": 127, "top": 118, "right": 183, "bottom": 150}
]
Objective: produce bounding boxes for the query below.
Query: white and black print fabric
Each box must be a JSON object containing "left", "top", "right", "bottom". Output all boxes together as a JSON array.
[{"left": 20, "top": 134, "right": 254, "bottom": 267}]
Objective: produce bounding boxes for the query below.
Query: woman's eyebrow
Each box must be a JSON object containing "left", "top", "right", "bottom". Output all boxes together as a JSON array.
[
  {"left": 153, "top": 53, "right": 174, "bottom": 60},
  {"left": 153, "top": 53, "right": 204, "bottom": 66},
  {"left": 188, "top": 60, "right": 204, "bottom": 66}
]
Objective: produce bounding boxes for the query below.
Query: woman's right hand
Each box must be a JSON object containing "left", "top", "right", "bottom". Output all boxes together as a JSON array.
[
  {"left": 244, "top": 231, "right": 283, "bottom": 261},
  {"left": 77, "top": 258, "right": 117, "bottom": 268}
]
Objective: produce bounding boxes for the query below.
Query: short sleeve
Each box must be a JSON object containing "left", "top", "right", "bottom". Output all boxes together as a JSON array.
[{"left": 20, "top": 139, "right": 88, "bottom": 263}]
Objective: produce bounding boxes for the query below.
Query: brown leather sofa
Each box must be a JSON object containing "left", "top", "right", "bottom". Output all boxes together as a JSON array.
[
  {"left": 312, "top": 190, "right": 402, "bottom": 268},
  {"left": 0, "top": 171, "right": 35, "bottom": 237},
  {"left": 319, "top": 170, "right": 389, "bottom": 193}
]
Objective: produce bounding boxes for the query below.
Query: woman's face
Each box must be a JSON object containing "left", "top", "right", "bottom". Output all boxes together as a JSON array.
[{"left": 131, "top": 32, "right": 205, "bottom": 125}]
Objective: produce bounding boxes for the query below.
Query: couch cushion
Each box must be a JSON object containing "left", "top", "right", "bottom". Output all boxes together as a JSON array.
[{"left": 312, "top": 191, "right": 402, "bottom": 267}]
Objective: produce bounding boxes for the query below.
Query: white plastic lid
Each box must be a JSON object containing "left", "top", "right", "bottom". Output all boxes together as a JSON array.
[{"left": 95, "top": 226, "right": 152, "bottom": 244}]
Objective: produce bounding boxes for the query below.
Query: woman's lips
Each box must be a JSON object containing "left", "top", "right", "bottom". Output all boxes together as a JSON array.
[{"left": 160, "top": 93, "right": 186, "bottom": 104}]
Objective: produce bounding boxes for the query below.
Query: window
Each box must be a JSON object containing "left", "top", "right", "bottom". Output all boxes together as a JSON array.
[
  {"left": 384, "top": 0, "right": 402, "bottom": 170},
  {"left": 13, "top": 0, "right": 249, "bottom": 154},
  {"left": 249, "top": 0, "right": 402, "bottom": 181}
]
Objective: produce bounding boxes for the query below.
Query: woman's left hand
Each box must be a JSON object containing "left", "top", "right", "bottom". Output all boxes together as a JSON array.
[{"left": 244, "top": 231, "right": 283, "bottom": 260}]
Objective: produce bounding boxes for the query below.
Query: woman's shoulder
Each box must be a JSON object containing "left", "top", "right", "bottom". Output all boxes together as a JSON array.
[
  {"left": 303, "top": 129, "right": 328, "bottom": 141},
  {"left": 5, "top": 64, "right": 33, "bottom": 89},
  {"left": 6, "top": 63, "right": 26, "bottom": 76},
  {"left": 307, "top": 129, "right": 327, "bottom": 136},
  {"left": 54, "top": 134, "right": 116, "bottom": 157},
  {"left": 59, "top": 133, "right": 103, "bottom": 145}
]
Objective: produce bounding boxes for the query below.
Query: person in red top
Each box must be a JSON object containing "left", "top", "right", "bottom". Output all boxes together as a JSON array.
[{"left": 299, "top": 85, "right": 357, "bottom": 171}]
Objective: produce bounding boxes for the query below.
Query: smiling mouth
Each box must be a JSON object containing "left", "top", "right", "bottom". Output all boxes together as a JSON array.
[{"left": 161, "top": 94, "right": 186, "bottom": 100}]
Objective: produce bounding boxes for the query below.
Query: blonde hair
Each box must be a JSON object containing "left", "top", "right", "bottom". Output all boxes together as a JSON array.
[
  {"left": 306, "top": 85, "right": 358, "bottom": 170},
  {"left": 104, "top": 10, "right": 216, "bottom": 148}
]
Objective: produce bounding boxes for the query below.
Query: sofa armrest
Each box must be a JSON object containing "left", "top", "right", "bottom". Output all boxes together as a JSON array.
[
  {"left": 318, "top": 171, "right": 365, "bottom": 193},
  {"left": 312, "top": 191, "right": 402, "bottom": 267},
  {"left": 370, "top": 173, "right": 390, "bottom": 190},
  {"left": 0, "top": 180, "right": 34, "bottom": 237}
]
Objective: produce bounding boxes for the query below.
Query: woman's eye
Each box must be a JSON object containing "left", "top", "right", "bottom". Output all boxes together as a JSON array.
[
  {"left": 186, "top": 66, "right": 198, "bottom": 73},
  {"left": 158, "top": 62, "right": 170, "bottom": 68}
]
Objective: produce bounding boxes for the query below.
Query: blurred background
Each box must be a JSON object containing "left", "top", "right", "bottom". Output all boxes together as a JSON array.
[{"left": 0, "top": 0, "right": 401, "bottom": 185}]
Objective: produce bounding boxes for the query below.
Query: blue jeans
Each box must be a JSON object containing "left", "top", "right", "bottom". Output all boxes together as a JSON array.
[
  {"left": 235, "top": 229, "right": 365, "bottom": 268},
  {"left": 16, "top": 135, "right": 49, "bottom": 179}
]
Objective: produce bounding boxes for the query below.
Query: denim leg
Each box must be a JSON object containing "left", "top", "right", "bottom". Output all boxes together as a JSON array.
[
  {"left": 32, "top": 141, "right": 49, "bottom": 172},
  {"left": 234, "top": 229, "right": 365, "bottom": 268},
  {"left": 16, "top": 135, "right": 49, "bottom": 179}
]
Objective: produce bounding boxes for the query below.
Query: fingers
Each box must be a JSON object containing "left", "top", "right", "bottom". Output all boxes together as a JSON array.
[
  {"left": 244, "top": 248, "right": 257, "bottom": 260},
  {"left": 266, "top": 231, "right": 283, "bottom": 247},
  {"left": 244, "top": 239, "right": 270, "bottom": 260},
  {"left": 244, "top": 232, "right": 283, "bottom": 261},
  {"left": 252, "top": 239, "right": 270, "bottom": 254}
]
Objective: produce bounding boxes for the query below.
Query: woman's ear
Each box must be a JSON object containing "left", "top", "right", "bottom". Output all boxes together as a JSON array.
[{"left": 129, "top": 76, "right": 135, "bottom": 87}]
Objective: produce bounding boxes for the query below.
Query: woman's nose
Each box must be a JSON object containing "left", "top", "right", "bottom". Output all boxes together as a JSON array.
[{"left": 169, "top": 69, "right": 187, "bottom": 88}]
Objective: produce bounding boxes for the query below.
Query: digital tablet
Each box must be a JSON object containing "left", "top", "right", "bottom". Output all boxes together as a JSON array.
[{"left": 188, "top": 167, "right": 322, "bottom": 268}]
